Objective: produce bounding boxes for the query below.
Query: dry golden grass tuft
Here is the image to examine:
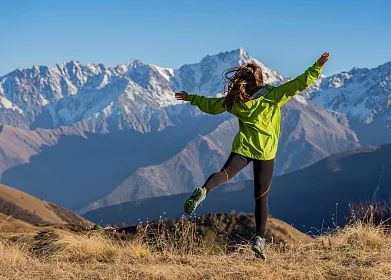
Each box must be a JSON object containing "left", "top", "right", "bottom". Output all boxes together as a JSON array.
[
  {"left": 51, "top": 231, "right": 152, "bottom": 263},
  {"left": 1, "top": 217, "right": 391, "bottom": 280}
]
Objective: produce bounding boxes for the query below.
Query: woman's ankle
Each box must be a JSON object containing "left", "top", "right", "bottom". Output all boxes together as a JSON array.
[{"left": 202, "top": 186, "right": 210, "bottom": 194}]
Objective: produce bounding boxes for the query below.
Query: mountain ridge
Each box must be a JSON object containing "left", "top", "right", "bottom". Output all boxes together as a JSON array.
[
  {"left": 2, "top": 48, "right": 390, "bottom": 215},
  {"left": 83, "top": 142, "right": 391, "bottom": 230},
  {"left": 303, "top": 61, "right": 391, "bottom": 145}
]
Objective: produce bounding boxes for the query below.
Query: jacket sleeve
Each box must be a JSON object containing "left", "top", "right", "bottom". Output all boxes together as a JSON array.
[
  {"left": 268, "top": 62, "right": 323, "bottom": 106},
  {"left": 188, "top": 94, "right": 226, "bottom": 115}
]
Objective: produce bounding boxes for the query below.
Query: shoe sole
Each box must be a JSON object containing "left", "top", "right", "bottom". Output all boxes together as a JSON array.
[
  {"left": 184, "top": 197, "right": 203, "bottom": 215},
  {"left": 251, "top": 245, "right": 266, "bottom": 259},
  {"left": 184, "top": 199, "right": 195, "bottom": 215},
  {"left": 184, "top": 190, "right": 205, "bottom": 215}
]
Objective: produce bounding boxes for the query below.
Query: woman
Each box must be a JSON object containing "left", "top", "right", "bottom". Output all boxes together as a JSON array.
[{"left": 175, "top": 52, "right": 330, "bottom": 259}]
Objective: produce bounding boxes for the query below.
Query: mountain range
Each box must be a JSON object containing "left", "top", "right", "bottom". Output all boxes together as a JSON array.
[
  {"left": 303, "top": 62, "right": 391, "bottom": 145},
  {"left": 84, "top": 143, "right": 391, "bottom": 231},
  {"left": 0, "top": 48, "right": 390, "bottom": 215}
]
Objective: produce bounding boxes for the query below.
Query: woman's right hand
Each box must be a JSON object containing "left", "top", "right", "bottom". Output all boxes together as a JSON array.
[
  {"left": 175, "top": 91, "right": 189, "bottom": 101},
  {"left": 317, "top": 52, "right": 330, "bottom": 66}
]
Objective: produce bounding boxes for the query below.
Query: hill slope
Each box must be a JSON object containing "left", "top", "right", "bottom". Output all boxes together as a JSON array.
[
  {"left": 0, "top": 183, "right": 90, "bottom": 227},
  {"left": 1, "top": 217, "right": 390, "bottom": 279},
  {"left": 120, "top": 212, "right": 312, "bottom": 247}
]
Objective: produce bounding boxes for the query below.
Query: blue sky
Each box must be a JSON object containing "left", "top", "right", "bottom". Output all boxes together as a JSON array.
[{"left": 2, "top": 0, "right": 390, "bottom": 77}]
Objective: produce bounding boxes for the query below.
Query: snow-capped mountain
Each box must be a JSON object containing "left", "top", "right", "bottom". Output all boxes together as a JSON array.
[
  {"left": 0, "top": 48, "right": 284, "bottom": 133},
  {"left": 304, "top": 62, "right": 391, "bottom": 145},
  {"left": 0, "top": 48, "right": 389, "bottom": 213},
  {"left": 171, "top": 48, "right": 284, "bottom": 96},
  {"left": 0, "top": 60, "right": 174, "bottom": 133},
  {"left": 121, "top": 59, "right": 176, "bottom": 107}
]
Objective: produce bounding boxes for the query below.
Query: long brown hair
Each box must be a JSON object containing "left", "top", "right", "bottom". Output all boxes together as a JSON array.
[{"left": 222, "top": 63, "right": 264, "bottom": 111}]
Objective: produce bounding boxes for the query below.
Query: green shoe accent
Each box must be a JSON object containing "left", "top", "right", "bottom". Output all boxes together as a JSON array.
[
  {"left": 184, "top": 187, "right": 207, "bottom": 215},
  {"left": 251, "top": 236, "right": 267, "bottom": 259}
]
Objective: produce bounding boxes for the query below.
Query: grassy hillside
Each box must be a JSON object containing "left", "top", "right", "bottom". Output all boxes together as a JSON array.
[
  {"left": 119, "top": 212, "right": 312, "bottom": 248},
  {"left": 0, "top": 217, "right": 390, "bottom": 279},
  {"left": 0, "top": 184, "right": 91, "bottom": 228},
  {"left": 0, "top": 213, "right": 36, "bottom": 233}
]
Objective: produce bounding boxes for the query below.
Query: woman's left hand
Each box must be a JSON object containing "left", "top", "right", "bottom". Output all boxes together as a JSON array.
[{"left": 317, "top": 52, "right": 330, "bottom": 66}]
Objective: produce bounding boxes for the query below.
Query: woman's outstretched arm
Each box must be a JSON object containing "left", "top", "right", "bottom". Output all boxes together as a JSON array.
[
  {"left": 175, "top": 91, "right": 226, "bottom": 115},
  {"left": 268, "top": 52, "right": 330, "bottom": 106}
]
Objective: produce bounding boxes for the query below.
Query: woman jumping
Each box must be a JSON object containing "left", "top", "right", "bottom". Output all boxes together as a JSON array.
[{"left": 175, "top": 52, "right": 330, "bottom": 259}]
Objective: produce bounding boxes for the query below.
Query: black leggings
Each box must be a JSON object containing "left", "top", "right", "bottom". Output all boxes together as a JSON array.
[{"left": 202, "top": 152, "right": 274, "bottom": 238}]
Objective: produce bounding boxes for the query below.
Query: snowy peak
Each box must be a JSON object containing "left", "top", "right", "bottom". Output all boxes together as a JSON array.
[
  {"left": 308, "top": 61, "right": 391, "bottom": 124},
  {"left": 172, "top": 48, "right": 284, "bottom": 96},
  {"left": 118, "top": 59, "right": 175, "bottom": 107},
  {"left": 115, "top": 48, "right": 283, "bottom": 106},
  {"left": 200, "top": 48, "right": 249, "bottom": 65},
  {"left": 0, "top": 59, "right": 173, "bottom": 132},
  {"left": 121, "top": 58, "right": 174, "bottom": 82},
  {"left": 124, "top": 58, "right": 144, "bottom": 70},
  {"left": 2, "top": 48, "right": 389, "bottom": 136},
  {"left": 200, "top": 48, "right": 253, "bottom": 65}
]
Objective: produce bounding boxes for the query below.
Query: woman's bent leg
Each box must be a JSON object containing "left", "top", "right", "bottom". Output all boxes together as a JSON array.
[
  {"left": 184, "top": 152, "right": 250, "bottom": 215},
  {"left": 203, "top": 152, "right": 250, "bottom": 193}
]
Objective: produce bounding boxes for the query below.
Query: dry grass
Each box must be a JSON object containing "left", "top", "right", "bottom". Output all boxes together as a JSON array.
[{"left": 1, "top": 218, "right": 391, "bottom": 280}]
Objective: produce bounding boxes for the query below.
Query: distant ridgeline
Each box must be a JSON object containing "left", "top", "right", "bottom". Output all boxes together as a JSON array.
[{"left": 84, "top": 143, "right": 391, "bottom": 232}]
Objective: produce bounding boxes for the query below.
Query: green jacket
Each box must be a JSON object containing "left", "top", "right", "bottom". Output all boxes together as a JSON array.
[{"left": 188, "top": 62, "right": 323, "bottom": 160}]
